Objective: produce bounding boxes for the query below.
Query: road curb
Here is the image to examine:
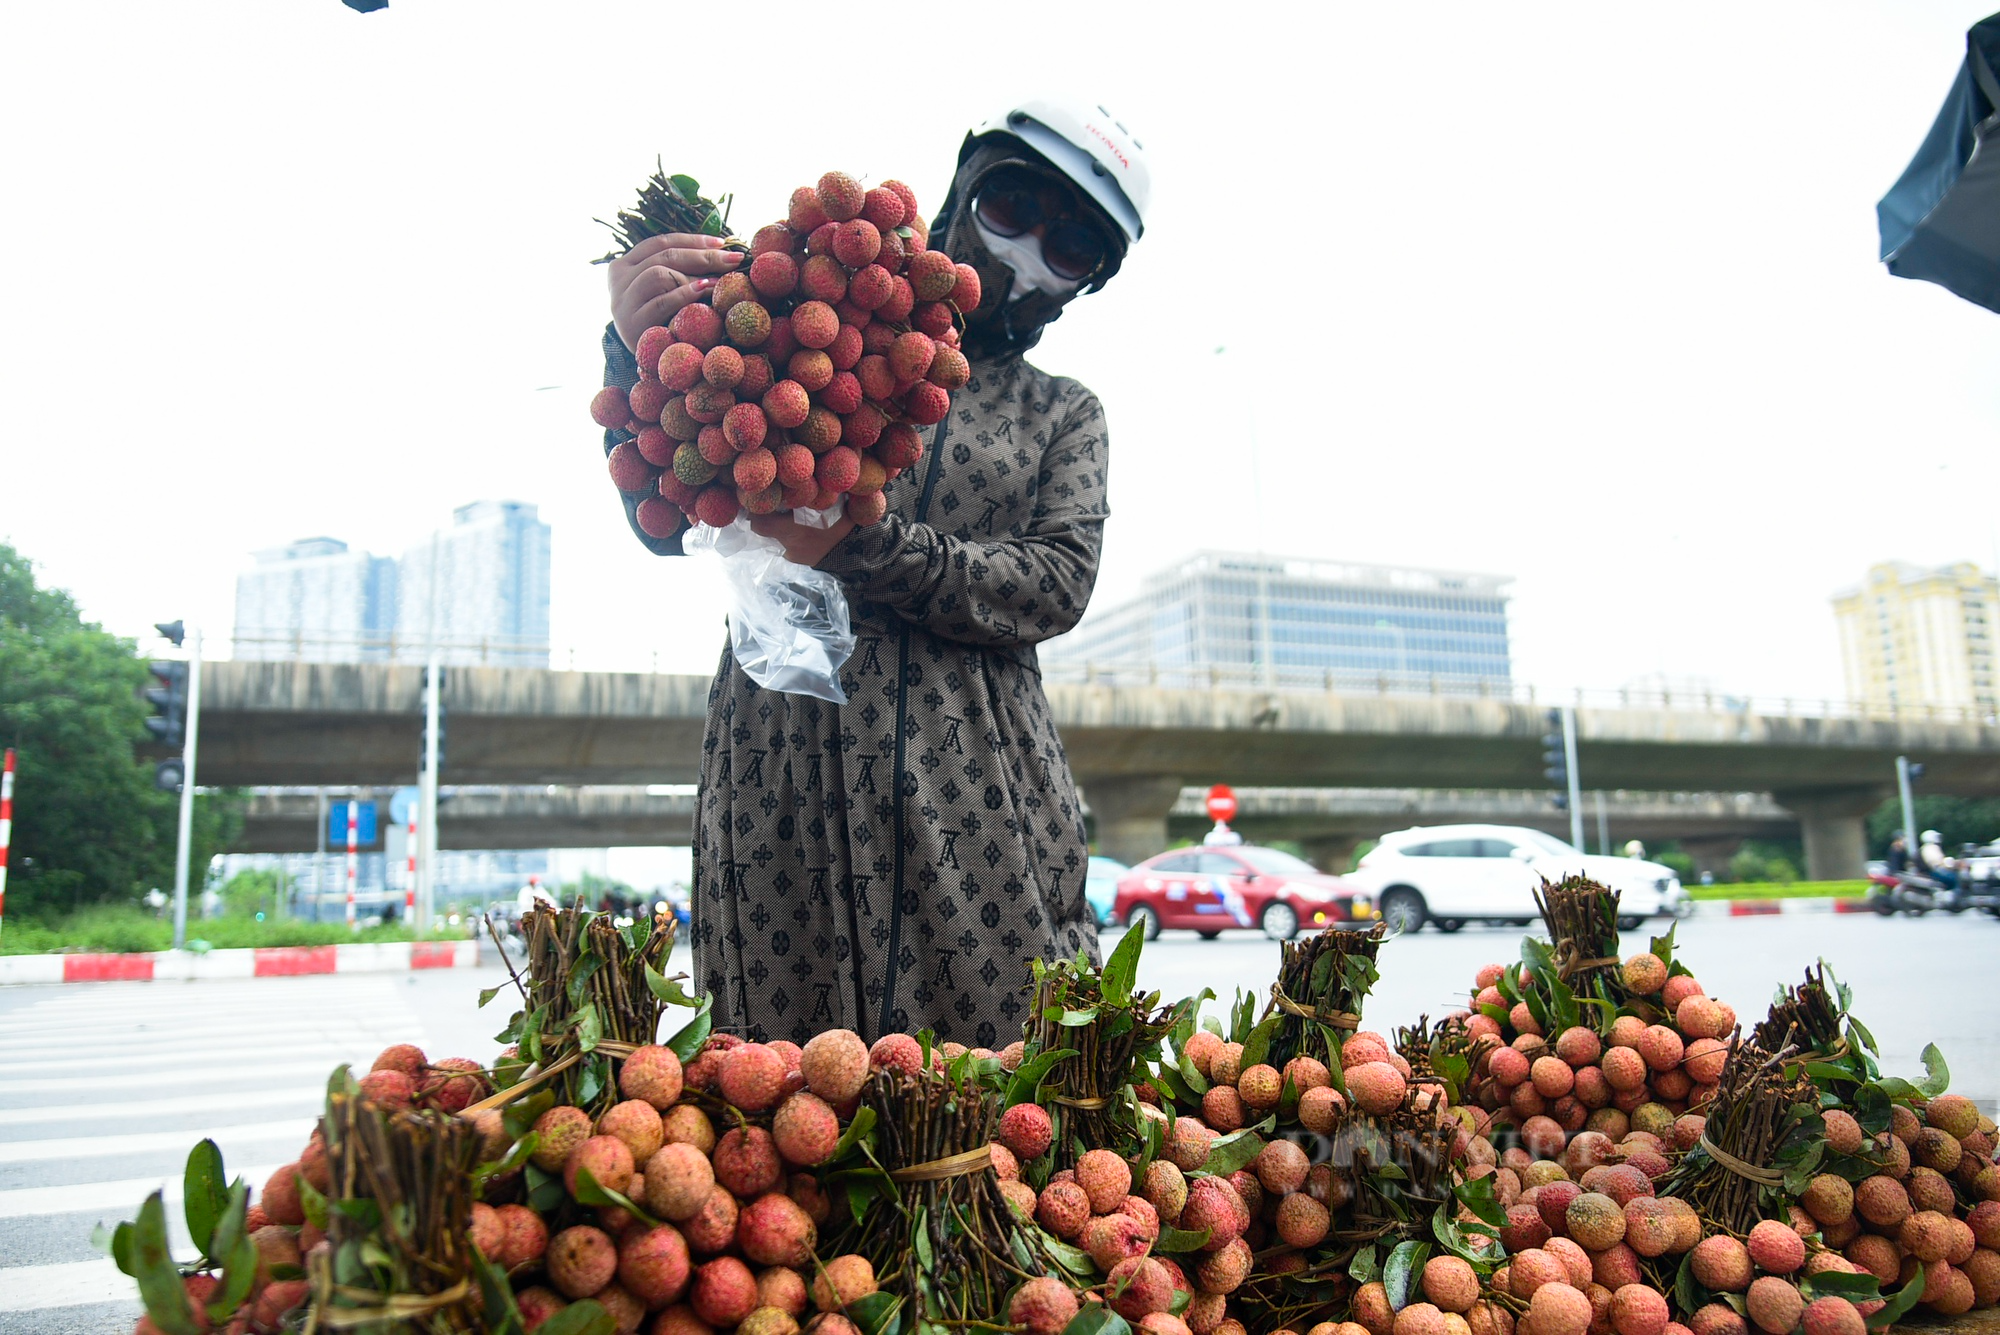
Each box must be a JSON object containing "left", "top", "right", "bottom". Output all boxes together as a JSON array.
[
  {"left": 0, "top": 939, "right": 482, "bottom": 986},
  {"left": 1685, "top": 898, "right": 1872, "bottom": 917}
]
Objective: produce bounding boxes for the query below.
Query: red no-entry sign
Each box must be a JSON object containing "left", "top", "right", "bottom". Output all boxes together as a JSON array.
[{"left": 1205, "top": 784, "right": 1237, "bottom": 823}]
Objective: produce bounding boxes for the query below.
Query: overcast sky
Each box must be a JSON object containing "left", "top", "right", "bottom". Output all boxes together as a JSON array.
[{"left": 5, "top": 1, "right": 1998, "bottom": 703}]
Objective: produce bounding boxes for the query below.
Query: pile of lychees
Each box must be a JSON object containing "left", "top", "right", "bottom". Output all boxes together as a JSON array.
[{"left": 592, "top": 171, "right": 981, "bottom": 539}]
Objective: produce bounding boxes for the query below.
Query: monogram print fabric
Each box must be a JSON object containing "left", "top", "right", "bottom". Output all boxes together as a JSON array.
[{"left": 601, "top": 326, "right": 1106, "bottom": 1044}]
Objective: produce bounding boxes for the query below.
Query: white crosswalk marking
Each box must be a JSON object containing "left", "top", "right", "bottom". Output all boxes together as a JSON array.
[{"left": 0, "top": 972, "right": 457, "bottom": 1321}]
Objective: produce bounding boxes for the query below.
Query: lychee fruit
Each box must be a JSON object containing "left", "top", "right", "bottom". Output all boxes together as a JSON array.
[
  {"left": 682, "top": 1183, "right": 739, "bottom": 1254},
  {"left": 998, "top": 1103, "right": 1054, "bottom": 1160},
  {"left": 617, "top": 1224, "right": 692, "bottom": 1307},
  {"left": 1108, "top": 1256, "right": 1173, "bottom": 1320},
  {"left": 1529, "top": 1283, "right": 1592, "bottom": 1335},
  {"left": 714, "top": 1126, "right": 784, "bottom": 1199},
  {"left": 1083, "top": 1213, "right": 1152, "bottom": 1271},
  {"left": 811, "top": 1253, "right": 877, "bottom": 1312},
  {"left": 1611, "top": 1284, "right": 1669, "bottom": 1335},
  {"left": 736, "top": 1192, "right": 815, "bottom": 1268},
  {"left": 1010, "top": 1277, "right": 1080, "bottom": 1335},
  {"left": 495, "top": 1202, "right": 550, "bottom": 1269},
  {"left": 1180, "top": 1176, "right": 1243, "bottom": 1252},
  {"left": 358, "top": 1068, "right": 415, "bottom": 1108},
  {"left": 642, "top": 1143, "right": 715, "bottom": 1222},
  {"left": 1801, "top": 1173, "right": 1855, "bottom": 1226},
  {"left": 548, "top": 1224, "right": 618, "bottom": 1299},
  {"left": 1035, "top": 1180, "right": 1091, "bottom": 1239},
  {"left": 1276, "top": 1192, "right": 1331, "bottom": 1248},
  {"left": 1799, "top": 1297, "right": 1865, "bottom": 1335},
  {"left": 1690, "top": 1235, "right": 1753, "bottom": 1292},
  {"left": 565, "top": 1134, "right": 637, "bottom": 1200},
  {"left": 1744, "top": 1277, "right": 1802, "bottom": 1335},
  {"left": 1349, "top": 1062, "right": 1408, "bottom": 1115},
  {"left": 531, "top": 1105, "right": 593, "bottom": 1172},
  {"left": 1075, "top": 1148, "right": 1132, "bottom": 1213},
  {"left": 759, "top": 1266, "right": 809, "bottom": 1316},
  {"left": 692, "top": 1256, "right": 760, "bottom": 1329},
  {"left": 1747, "top": 1219, "right": 1805, "bottom": 1274}
]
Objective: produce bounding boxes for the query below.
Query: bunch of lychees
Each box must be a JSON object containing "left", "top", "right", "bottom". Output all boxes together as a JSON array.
[{"left": 592, "top": 170, "right": 980, "bottom": 538}]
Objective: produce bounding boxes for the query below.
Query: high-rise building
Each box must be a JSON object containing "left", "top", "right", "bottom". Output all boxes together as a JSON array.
[
  {"left": 1832, "top": 561, "right": 1998, "bottom": 712},
  {"left": 395, "top": 501, "right": 552, "bottom": 667},
  {"left": 232, "top": 538, "right": 397, "bottom": 662},
  {"left": 1045, "top": 551, "right": 1513, "bottom": 690}
]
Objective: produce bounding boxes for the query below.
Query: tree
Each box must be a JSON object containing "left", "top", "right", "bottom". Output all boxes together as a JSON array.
[
  {"left": 0, "top": 543, "right": 241, "bottom": 916},
  {"left": 1866, "top": 794, "right": 2000, "bottom": 856}
]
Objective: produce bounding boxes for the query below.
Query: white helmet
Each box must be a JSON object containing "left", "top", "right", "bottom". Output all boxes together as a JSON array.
[
  {"left": 969, "top": 97, "right": 1151, "bottom": 244},
  {"left": 1922, "top": 829, "right": 1943, "bottom": 842}
]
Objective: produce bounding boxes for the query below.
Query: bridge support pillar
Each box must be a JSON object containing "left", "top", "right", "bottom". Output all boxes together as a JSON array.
[
  {"left": 1300, "top": 835, "right": 1364, "bottom": 875},
  {"left": 1774, "top": 788, "right": 1884, "bottom": 881},
  {"left": 1082, "top": 775, "right": 1184, "bottom": 867}
]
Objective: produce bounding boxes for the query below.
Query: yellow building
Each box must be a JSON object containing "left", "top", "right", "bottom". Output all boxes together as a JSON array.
[{"left": 1833, "top": 561, "right": 1999, "bottom": 713}]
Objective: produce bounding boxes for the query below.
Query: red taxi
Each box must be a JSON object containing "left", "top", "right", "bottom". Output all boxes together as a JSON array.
[{"left": 1111, "top": 844, "right": 1375, "bottom": 941}]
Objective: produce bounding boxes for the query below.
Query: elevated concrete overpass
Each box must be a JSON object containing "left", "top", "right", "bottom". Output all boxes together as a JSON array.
[
  {"left": 192, "top": 661, "right": 2000, "bottom": 876},
  {"left": 232, "top": 786, "right": 1793, "bottom": 878}
]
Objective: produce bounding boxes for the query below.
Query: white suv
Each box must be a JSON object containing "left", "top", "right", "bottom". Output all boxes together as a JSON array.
[{"left": 1344, "top": 824, "right": 1688, "bottom": 934}]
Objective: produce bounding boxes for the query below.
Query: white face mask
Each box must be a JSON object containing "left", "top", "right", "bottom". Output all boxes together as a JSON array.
[{"left": 974, "top": 217, "right": 1080, "bottom": 304}]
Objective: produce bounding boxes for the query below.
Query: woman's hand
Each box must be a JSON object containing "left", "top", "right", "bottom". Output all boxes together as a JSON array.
[
  {"left": 608, "top": 234, "right": 744, "bottom": 351},
  {"left": 749, "top": 512, "right": 858, "bottom": 568}
]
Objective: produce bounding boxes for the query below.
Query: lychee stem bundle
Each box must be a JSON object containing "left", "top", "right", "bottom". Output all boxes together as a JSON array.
[
  {"left": 1024, "top": 958, "right": 1180, "bottom": 1170},
  {"left": 592, "top": 164, "right": 739, "bottom": 263},
  {"left": 1655, "top": 1034, "right": 1806, "bottom": 1235},
  {"left": 311, "top": 1091, "right": 483, "bottom": 1332},
  {"left": 504, "top": 906, "right": 678, "bottom": 1114},
  {"left": 1264, "top": 923, "right": 1386, "bottom": 1072},
  {"left": 1531, "top": 876, "right": 1624, "bottom": 995},
  {"left": 840, "top": 1065, "right": 1078, "bottom": 1328}
]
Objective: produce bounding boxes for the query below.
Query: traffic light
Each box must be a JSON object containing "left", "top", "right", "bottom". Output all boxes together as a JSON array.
[
  {"left": 1542, "top": 707, "right": 1569, "bottom": 810},
  {"left": 420, "top": 707, "right": 447, "bottom": 772},
  {"left": 155, "top": 620, "right": 185, "bottom": 647}
]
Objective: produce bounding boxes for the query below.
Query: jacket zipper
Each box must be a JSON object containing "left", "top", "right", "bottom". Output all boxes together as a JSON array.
[{"left": 876, "top": 412, "right": 952, "bottom": 1037}]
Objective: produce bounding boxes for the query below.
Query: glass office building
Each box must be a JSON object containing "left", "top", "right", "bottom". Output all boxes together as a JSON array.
[
  {"left": 1045, "top": 551, "right": 1513, "bottom": 690},
  {"left": 395, "top": 501, "right": 552, "bottom": 667},
  {"left": 233, "top": 538, "right": 398, "bottom": 662}
]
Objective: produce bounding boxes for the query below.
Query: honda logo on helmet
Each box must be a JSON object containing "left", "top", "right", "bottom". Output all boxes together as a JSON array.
[{"left": 1083, "top": 123, "right": 1130, "bottom": 170}]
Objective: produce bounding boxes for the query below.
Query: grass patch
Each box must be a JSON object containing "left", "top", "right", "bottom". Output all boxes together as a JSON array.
[
  {"left": 0, "top": 903, "right": 464, "bottom": 955},
  {"left": 1687, "top": 880, "right": 1869, "bottom": 901}
]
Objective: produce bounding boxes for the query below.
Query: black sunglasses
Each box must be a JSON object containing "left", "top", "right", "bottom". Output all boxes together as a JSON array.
[{"left": 972, "top": 168, "right": 1111, "bottom": 282}]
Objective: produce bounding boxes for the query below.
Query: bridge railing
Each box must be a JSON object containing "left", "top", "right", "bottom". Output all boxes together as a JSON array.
[{"left": 201, "top": 634, "right": 1997, "bottom": 727}]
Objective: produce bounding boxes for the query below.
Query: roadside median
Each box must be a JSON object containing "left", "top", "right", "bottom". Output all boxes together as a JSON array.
[{"left": 0, "top": 938, "right": 482, "bottom": 986}]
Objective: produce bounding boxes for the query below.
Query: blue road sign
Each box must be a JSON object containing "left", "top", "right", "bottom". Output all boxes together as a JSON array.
[{"left": 329, "top": 801, "right": 378, "bottom": 845}]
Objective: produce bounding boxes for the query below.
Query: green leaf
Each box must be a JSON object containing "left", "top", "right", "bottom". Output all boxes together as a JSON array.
[
  {"left": 576, "top": 1002, "right": 604, "bottom": 1053},
  {"left": 1868, "top": 1264, "right": 1925, "bottom": 1329},
  {"left": 478, "top": 984, "right": 504, "bottom": 1007},
  {"left": 1238, "top": 1012, "right": 1283, "bottom": 1070},
  {"left": 1914, "top": 1044, "right": 1950, "bottom": 1098},
  {"left": 1847, "top": 1015, "right": 1878, "bottom": 1055},
  {"left": 1382, "top": 1240, "right": 1428, "bottom": 1311},
  {"left": 1194, "top": 1120, "right": 1270, "bottom": 1177},
  {"left": 1059, "top": 1307, "right": 1132, "bottom": 1335},
  {"left": 1349, "top": 1242, "right": 1380, "bottom": 1285},
  {"left": 1004, "top": 1047, "right": 1079, "bottom": 1109},
  {"left": 1040, "top": 1235, "right": 1098, "bottom": 1277},
  {"left": 1153, "top": 1225, "right": 1213, "bottom": 1254},
  {"left": 473, "top": 1249, "right": 525, "bottom": 1330},
  {"left": 831, "top": 1107, "right": 878, "bottom": 1161},
  {"left": 1171, "top": 1048, "right": 1210, "bottom": 1097},
  {"left": 93, "top": 1220, "right": 136, "bottom": 1276},
  {"left": 181, "top": 1139, "right": 227, "bottom": 1256},
  {"left": 669, "top": 174, "right": 702, "bottom": 200},
  {"left": 1453, "top": 1174, "right": 1507, "bottom": 1230},
  {"left": 663, "top": 997, "right": 713, "bottom": 1061},
  {"left": 577, "top": 1053, "right": 607, "bottom": 1107},
  {"left": 574, "top": 1166, "right": 663, "bottom": 1229},
  {"left": 1801, "top": 1271, "right": 1881, "bottom": 1301},
  {"left": 210, "top": 1222, "right": 258, "bottom": 1323},
  {"left": 701, "top": 210, "right": 724, "bottom": 237},
  {"left": 130, "top": 1192, "right": 202, "bottom": 1335},
  {"left": 1101, "top": 920, "right": 1144, "bottom": 1007},
  {"left": 1057, "top": 1008, "right": 1099, "bottom": 1027},
  {"left": 538, "top": 1300, "right": 618, "bottom": 1335},
  {"left": 1675, "top": 1251, "right": 1705, "bottom": 1319},
  {"left": 645, "top": 964, "right": 705, "bottom": 1009},
  {"left": 525, "top": 1163, "right": 567, "bottom": 1214},
  {"left": 474, "top": 1133, "right": 539, "bottom": 1195},
  {"left": 848, "top": 1292, "right": 905, "bottom": 1335}
]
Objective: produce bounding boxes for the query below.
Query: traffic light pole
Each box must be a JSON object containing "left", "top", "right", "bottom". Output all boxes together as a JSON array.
[
  {"left": 1896, "top": 755, "right": 1920, "bottom": 852},
  {"left": 418, "top": 654, "right": 441, "bottom": 932},
  {"left": 170, "top": 629, "right": 202, "bottom": 951},
  {"left": 1562, "top": 705, "right": 1584, "bottom": 851}
]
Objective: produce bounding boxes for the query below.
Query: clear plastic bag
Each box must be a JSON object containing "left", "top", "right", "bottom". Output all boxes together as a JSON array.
[{"left": 684, "top": 511, "right": 856, "bottom": 703}]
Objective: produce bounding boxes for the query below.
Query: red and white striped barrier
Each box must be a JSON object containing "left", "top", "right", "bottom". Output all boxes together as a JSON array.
[
  {"left": 0, "top": 938, "right": 481, "bottom": 987},
  {"left": 0, "top": 747, "right": 15, "bottom": 941},
  {"left": 1686, "top": 897, "right": 1873, "bottom": 917}
]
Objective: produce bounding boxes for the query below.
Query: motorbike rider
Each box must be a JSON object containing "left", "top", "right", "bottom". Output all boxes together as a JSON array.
[
  {"left": 1886, "top": 832, "right": 1913, "bottom": 874},
  {"left": 1919, "top": 830, "right": 1961, "bottom": 889}
]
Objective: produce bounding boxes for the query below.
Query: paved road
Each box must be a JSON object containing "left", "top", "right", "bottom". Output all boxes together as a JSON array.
[{"left": 2, "top": 910, "right": 1991, "bottom": 1332}]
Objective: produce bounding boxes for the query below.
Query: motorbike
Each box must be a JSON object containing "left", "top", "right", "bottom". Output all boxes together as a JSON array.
[{"left": 1865, "top": 868, "right": 1943, "bottom": 916}]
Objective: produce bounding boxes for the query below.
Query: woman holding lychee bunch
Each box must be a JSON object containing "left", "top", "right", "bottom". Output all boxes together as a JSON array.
[{"left": 599, "top": 99, "right": 1150, "bottom": 1047}]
